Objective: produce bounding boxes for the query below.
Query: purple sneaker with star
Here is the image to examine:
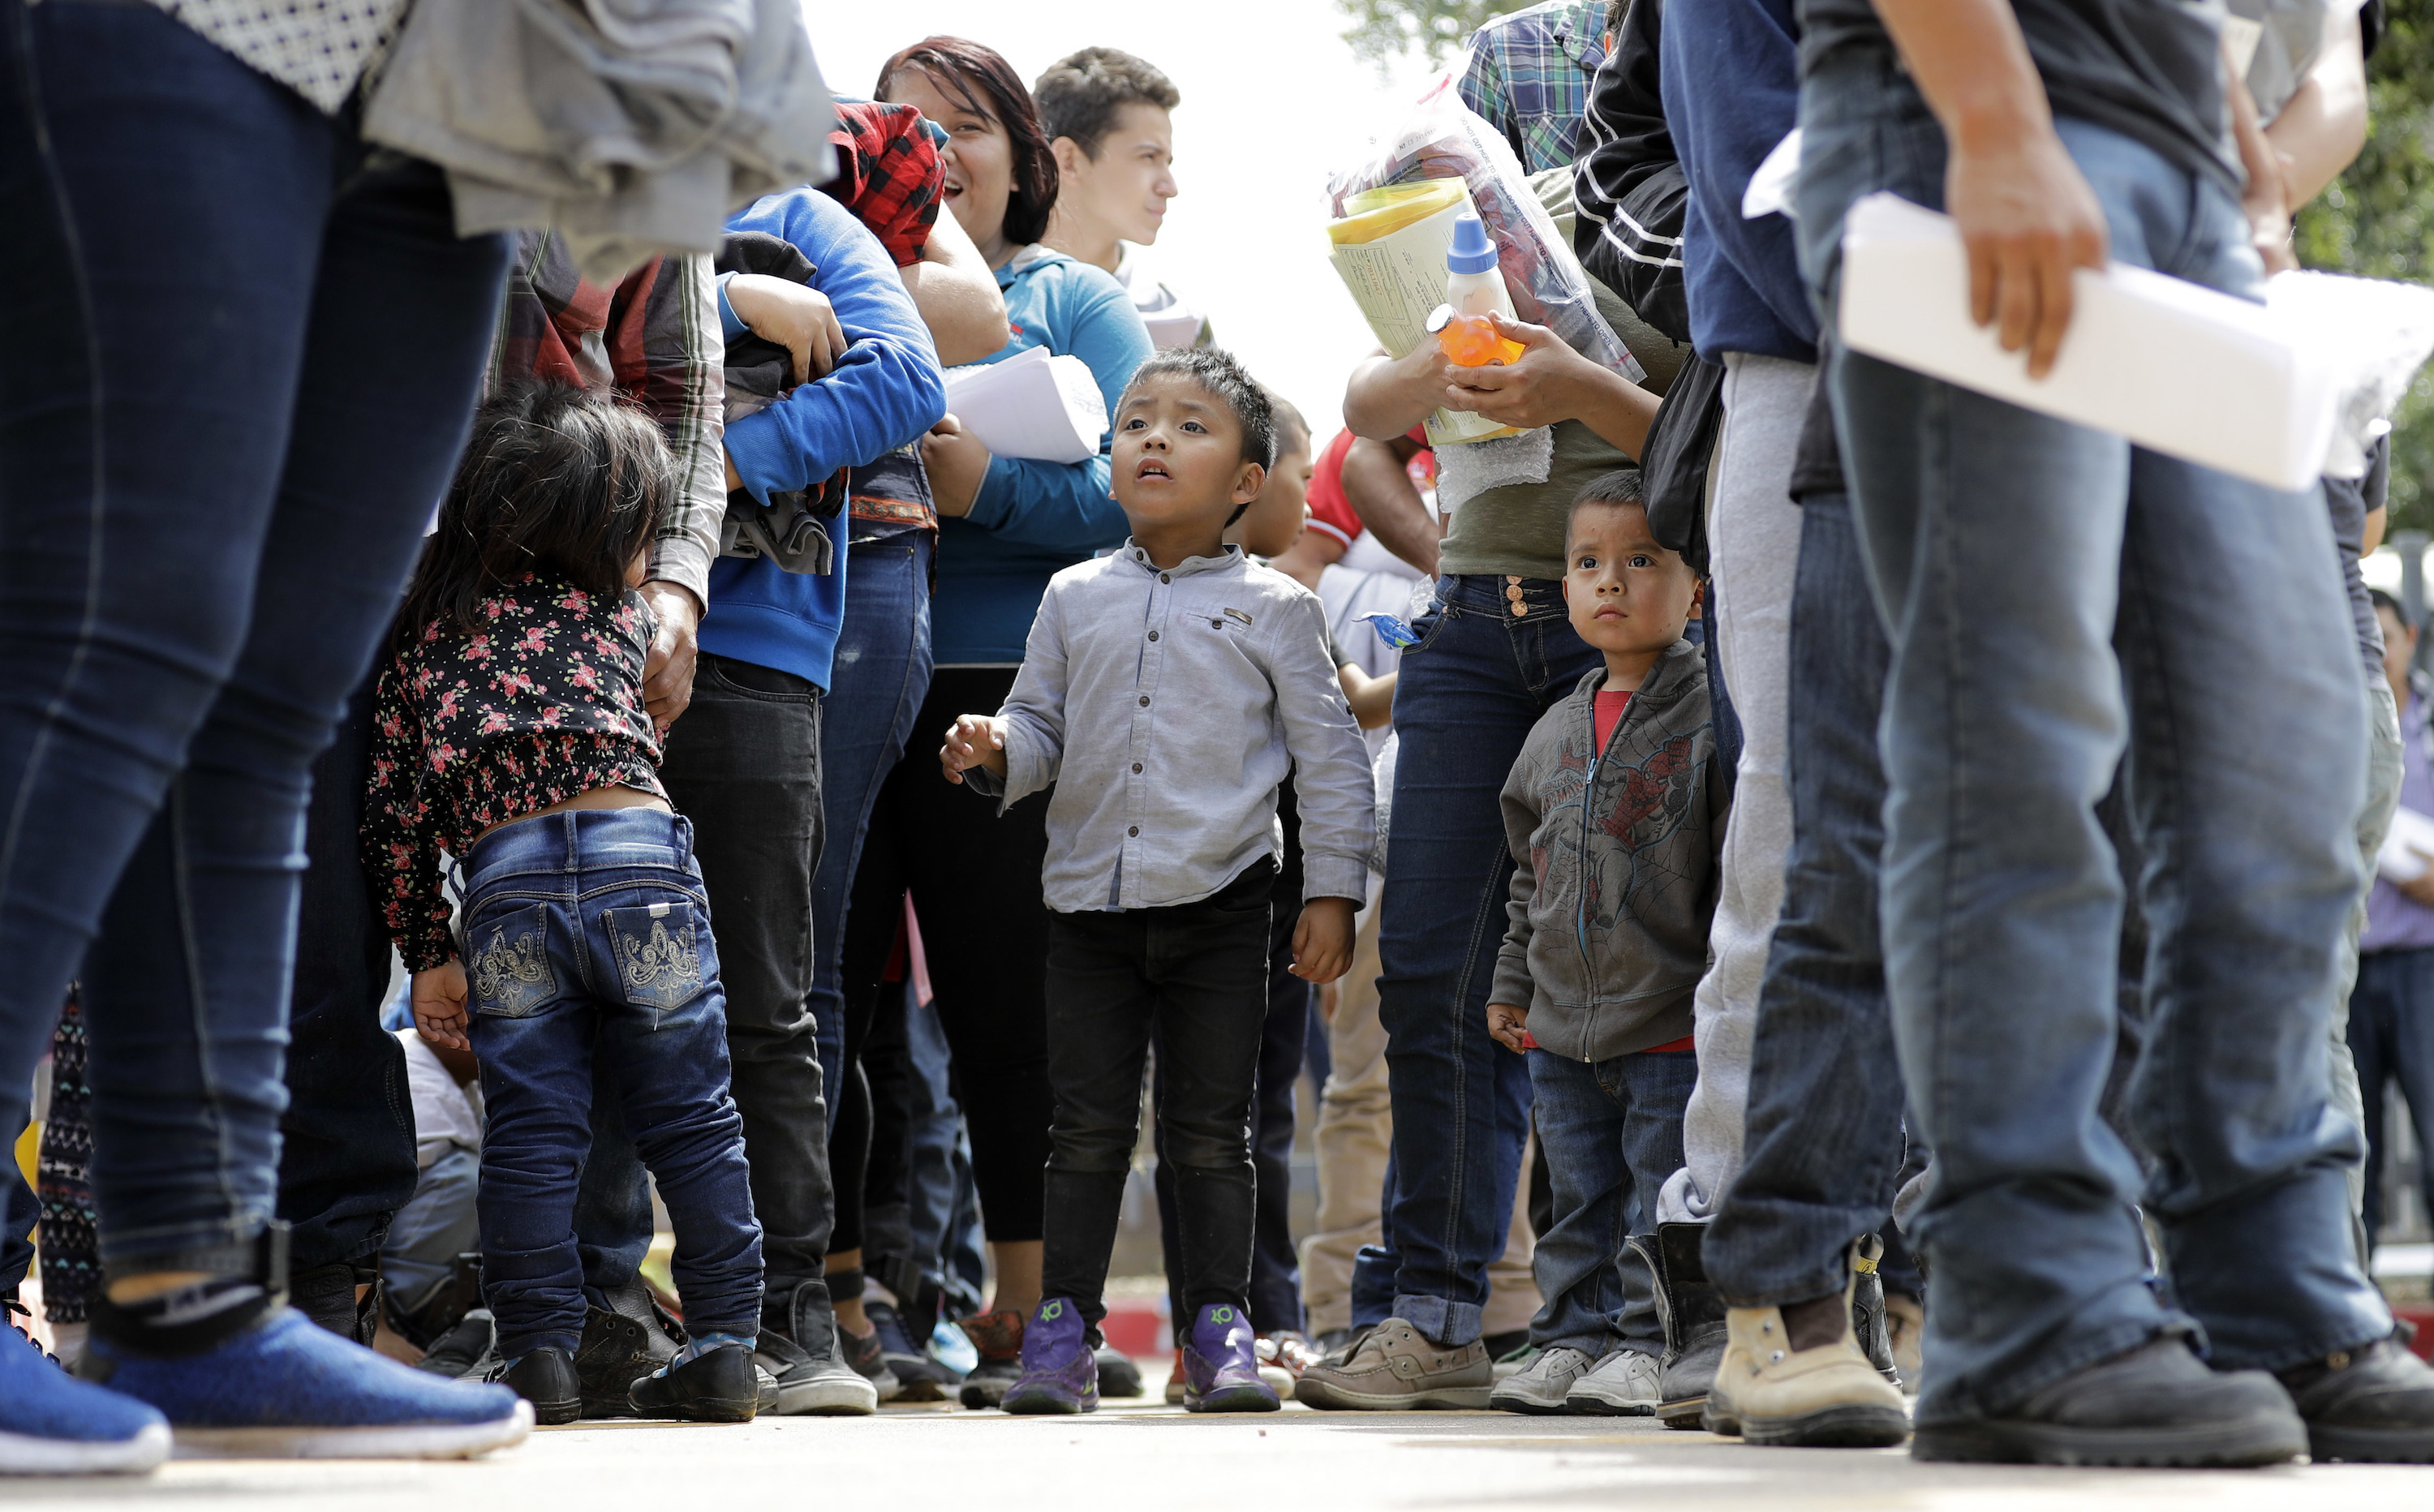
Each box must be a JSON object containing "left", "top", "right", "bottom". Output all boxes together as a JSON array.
[
  {"left": 1000, "top": 1299, "right": 1096, "bottom": 1415},
  {"left": 1182, "top": 1304, "right": 1279, "bottom": 1414}
]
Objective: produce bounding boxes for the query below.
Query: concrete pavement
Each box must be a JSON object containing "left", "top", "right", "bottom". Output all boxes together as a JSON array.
[{"left": 12, "top": 1397, "right": 2434, "bottom": 1512}]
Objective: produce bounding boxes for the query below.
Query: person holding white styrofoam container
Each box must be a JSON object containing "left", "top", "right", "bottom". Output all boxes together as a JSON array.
[{"left": 1792, "top": 0, "right": 2434, "bottom": 1471}]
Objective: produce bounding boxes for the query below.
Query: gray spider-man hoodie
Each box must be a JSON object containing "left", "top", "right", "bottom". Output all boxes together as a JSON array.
[{"left": 1491, "top": 638, "right": 1727, "bottom": 1061}]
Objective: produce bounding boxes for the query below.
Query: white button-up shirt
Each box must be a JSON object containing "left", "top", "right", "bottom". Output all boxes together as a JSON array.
[{"left": 970, "top": 541, "right": 1375, "bottom": 913}]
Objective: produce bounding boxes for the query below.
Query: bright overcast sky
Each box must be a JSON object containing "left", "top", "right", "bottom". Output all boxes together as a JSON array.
[{"left": 801, "top": 1, "right": 1444, "bottom": 445}]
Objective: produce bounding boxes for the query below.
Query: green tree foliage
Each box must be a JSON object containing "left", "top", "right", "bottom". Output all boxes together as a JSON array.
[
  {"left": 1339, "top": 0, "right": 1514, "bottom": 69},
  {"left": 2296, "top": 0, "right": 2434, "bottom": 526}
]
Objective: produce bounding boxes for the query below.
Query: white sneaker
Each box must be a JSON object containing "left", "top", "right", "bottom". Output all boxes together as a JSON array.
[
  {"left": 1488, "top": 1346, "right": 1599, "bottom": 1415},
  {"left": 1567, "top": 1347, "right": 1661, "bottom": 1415}
]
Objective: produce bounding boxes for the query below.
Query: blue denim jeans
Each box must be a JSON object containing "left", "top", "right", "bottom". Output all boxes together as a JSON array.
[
  {"left": 1372, "top": 574, "right": 1602, "bottom": 1345},
  {"left": 808, "top": 531, "right": 935, "bottom": 1125},
  {"left": 1797, "top": 45, "right": 2391, "bottom": 1420},
  {"left": 463, "top": 809, "right": 763, "bottom": 1359},
  {"left": 0, "top": 0, "right": 507, "bottom": 1277},
  {"left": 1705, "top": 491, "right": 1908, "bottom": 1308},
  {"left": 1526, "top": 1048, "right": 1696, "bottom": 1355},
  {"left": 2350, "top": 947, "right": 2434, "bottom": 1243}
]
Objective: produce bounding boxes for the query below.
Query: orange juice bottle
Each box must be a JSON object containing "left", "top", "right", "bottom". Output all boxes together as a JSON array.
[{"left": 1440, "top": 213, "right": 1524, "bottom": 366}]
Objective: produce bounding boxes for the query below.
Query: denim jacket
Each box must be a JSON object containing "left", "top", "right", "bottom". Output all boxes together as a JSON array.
[{"left": 1491, "top": 638, "right": 1727, "bottom": 1060}]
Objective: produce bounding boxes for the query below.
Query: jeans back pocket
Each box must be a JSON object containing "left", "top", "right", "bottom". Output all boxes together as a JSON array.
[
  {"left": 604, "top": 900, "right": 709, "bottom": 1013},
  {"left": 467, "top": 904, "right": 558, "bottom": 1018}
]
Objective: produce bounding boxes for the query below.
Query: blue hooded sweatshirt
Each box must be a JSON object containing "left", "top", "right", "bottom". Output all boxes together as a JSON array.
[
  {"left": 1658, "top": 0, "right": 1817, "bottom": 363},
  {"left": 934, "top": 246, "right": 1154, "bottom": 667},
  {"left": 705, "top": 188, "right": 945, "bottom": 689}
]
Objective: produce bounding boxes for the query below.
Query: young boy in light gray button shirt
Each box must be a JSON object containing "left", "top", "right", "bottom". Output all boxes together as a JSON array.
[{"left": 940, "top": 348, "right": 1374, "bottom": 1415}]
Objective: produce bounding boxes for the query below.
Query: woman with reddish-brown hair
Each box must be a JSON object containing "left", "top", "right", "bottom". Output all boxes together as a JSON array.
[{"left": 840, "top": 35, "right": 1152, "bottom": 1409}]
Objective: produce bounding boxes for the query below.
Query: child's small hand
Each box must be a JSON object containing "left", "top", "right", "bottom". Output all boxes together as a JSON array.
[
  {"left": 1486, "top": 1001, "right": 1533, "bottom": 1054},
  {"left": 1289, "top": 897, "right": 1357, "bottom": 983},
  {"left": 414, "top": 962, "right": 472, "bottom": 1052},
  {"left": 922, "top": 415, "right": 993, "bottom": 518},
  {"left": 940, "top": 714, "right": 1008, "bottom": 784}
]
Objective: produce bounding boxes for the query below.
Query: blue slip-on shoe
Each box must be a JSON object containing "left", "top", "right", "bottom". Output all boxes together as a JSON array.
[
  {"left": 85, "top": 1307, "right": 532, "bottom": 1459},
  {"left": 1182, "top": 1304, "right": 1280, "bottom": 1414},
  {"left": 1000, "top": 1299, "right": 1097, "bottom": 1415},
  {"left": 0, "top": 1318, "right": 170, "bottom": 1475}
]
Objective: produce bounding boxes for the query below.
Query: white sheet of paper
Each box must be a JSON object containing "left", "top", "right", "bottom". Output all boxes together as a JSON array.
[
  {"left": 941, "top": 345, "right": 1108, "bottom": 464},
  {"left": 1837, "top": 193, "right": 2337, "bottom": 492},
  {"left": 2378, "top": 805, "right": 2434, "bottom": 884},
  {"left": 1742, "top": 128, "right": 1801, "bottom": 221}
]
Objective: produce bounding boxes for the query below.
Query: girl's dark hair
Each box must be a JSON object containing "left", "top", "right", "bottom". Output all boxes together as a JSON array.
[
  {"left": 396, "top": 382, "right": 670, "bottom": 646},
  {"left": 876, "top": 36, "right": 1060, "bottom": 247}
]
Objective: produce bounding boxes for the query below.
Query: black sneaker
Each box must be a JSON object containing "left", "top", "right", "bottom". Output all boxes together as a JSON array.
[
  {"left": 2280, "top": 1336, "right": 2434, "bottom": 1463},
  {"left": 630, "top": 1342, "right": 759, "bottom": 1424},
  {"left": 415, "top": 1308, "right": 498, "bottom": 1380},
  {"left": 755, "top": 1284, "right": 880, "bottom": 1415},
  {"left": 1913, "top": 1336, "right": 2306, "bottom": 1467},
  {"left": 869, "top": 1299, "right": 960, "bottom": 1402},
  {"left": 503, "top": 1346, "right": 582, "bottom": 1425},
  {"left": 572, "top": 1303, "right": 677, "bottom": 1418},
  {"left": 1095, "top": 1345, "right": 1144, "bottom": 1399}
]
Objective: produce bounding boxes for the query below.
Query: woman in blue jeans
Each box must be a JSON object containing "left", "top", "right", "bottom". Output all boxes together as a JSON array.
[{"left": 0, "top": 0, "right": 527, "bottom": 1471}]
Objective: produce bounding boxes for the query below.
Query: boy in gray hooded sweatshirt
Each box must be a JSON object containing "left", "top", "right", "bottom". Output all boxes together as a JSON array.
[{"left": 1484, "top": 470, "right": 1727, "bottom": 1416}]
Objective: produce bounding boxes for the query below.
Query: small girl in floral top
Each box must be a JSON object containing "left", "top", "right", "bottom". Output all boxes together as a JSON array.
[{"left": 365, "top": 383, "right": 764, "bottom": 1425}]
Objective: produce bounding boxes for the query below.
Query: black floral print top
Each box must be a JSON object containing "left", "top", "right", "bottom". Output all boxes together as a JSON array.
[{"left": 365, "top": 574, "right": 666, "bottom": 971}]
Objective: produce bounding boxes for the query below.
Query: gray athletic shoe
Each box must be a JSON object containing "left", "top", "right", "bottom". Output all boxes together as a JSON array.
[
  {"left": 1489, "top": 1346, "right": 1598, "bottom": 1415},
  {"left": 1567, "top": 1347, "right": 1662, "bottom": 1415}
]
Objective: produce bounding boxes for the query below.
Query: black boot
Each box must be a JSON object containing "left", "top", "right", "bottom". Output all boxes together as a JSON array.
[
  {"left": 630, "top": 1342, "right": 759, "bottom": 1424},
  {"left": 1913, "top": 1335, "right": 2304, "bottom": 1467},
  {"left": 1637, "top": 1223, "right": 1728, "bottom": 1431},
  {"left": 1848, "top": 1236, "right": 1900, "bottom": 1386},
  {"left": 2280, "top": 1335, "right": 2434, "bottom": 1463},
  {"left": 504, "top": 1346, "right": 582, "bottom": 1425}
]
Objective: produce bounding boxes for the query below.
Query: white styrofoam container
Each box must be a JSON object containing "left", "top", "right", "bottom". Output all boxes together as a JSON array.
[{"left": 1838, "top": 192, "right": 2336, "bottom": 492}]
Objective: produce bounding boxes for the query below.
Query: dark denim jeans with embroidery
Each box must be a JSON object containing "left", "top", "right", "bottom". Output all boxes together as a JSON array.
[{"left": 462, "top": 808, "right": 763, "bottom": 1360}]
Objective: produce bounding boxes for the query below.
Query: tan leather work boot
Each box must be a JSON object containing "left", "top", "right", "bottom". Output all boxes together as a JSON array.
[
  {"left": 1294, "top": 1319, "right": 1493, "bottom": 1410},
  {"left": 1703, "top": 1262, "right": 1909, "bottom": 1447}
]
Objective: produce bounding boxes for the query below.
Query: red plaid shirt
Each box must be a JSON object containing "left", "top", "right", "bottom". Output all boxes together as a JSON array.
[{"left": 820, "top": 101, "right": 944, "bottom": 268}]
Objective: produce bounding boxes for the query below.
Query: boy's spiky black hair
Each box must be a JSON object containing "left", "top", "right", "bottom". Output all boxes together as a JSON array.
[
  {"left": 1120, "top": 348, "right": 1277, "bottom": 523},
  {"left": 1567, "top": 467, "right": 1648, "bottom": 535}
]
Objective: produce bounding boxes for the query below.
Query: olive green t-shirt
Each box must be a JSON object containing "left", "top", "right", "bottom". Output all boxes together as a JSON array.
[{"left": 1438, "top": 416, "right": 1635, "bottom": 582}]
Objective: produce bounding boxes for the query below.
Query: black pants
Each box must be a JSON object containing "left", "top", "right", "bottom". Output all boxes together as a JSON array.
[
  {"left": 649, "top": 651, "right": 832, "bottom": 1313},
  {"left": 850, "top": 667, "right": 1053, "bottom": 1242},
  {"left": 280, "top": 671, "right": 419, "bottom": 1273},
  {"left": 1155, "top": 864, "right": 1310, "bottom": 1335},
  {"left": 1042, "top": 862, "right": 1274, "bottom": 1326}
]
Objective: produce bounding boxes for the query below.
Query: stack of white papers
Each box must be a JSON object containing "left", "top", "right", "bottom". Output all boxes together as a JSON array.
[
  {"left": 942, "top": 345, "right": 1108, "bottom": 465},
  {"left": 1838, "top": 193, "right": 2337, "bottom": 492}
]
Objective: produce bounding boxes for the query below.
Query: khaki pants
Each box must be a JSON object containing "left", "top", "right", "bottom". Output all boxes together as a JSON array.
[{"left": 1300, "top": 898, "right": 1541, "bottom": 1335}]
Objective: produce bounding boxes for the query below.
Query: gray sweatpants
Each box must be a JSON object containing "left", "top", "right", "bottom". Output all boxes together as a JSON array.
[{"left": 1658, "top": 352, "right": 1815, "bottom": 1225}]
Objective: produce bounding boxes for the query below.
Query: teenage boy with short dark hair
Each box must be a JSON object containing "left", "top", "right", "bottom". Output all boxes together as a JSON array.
[{"left": 940, "top": 348, "right": 1374, "bottom": 1414}]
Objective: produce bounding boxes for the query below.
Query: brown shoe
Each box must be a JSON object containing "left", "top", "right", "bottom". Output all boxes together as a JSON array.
[
  {"left": 956, "top": 1309, "right": 1025, "bottom": 1409},
  {"left": 1294, "top": 1318, "right": 1492, "bottom": 1411}
]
